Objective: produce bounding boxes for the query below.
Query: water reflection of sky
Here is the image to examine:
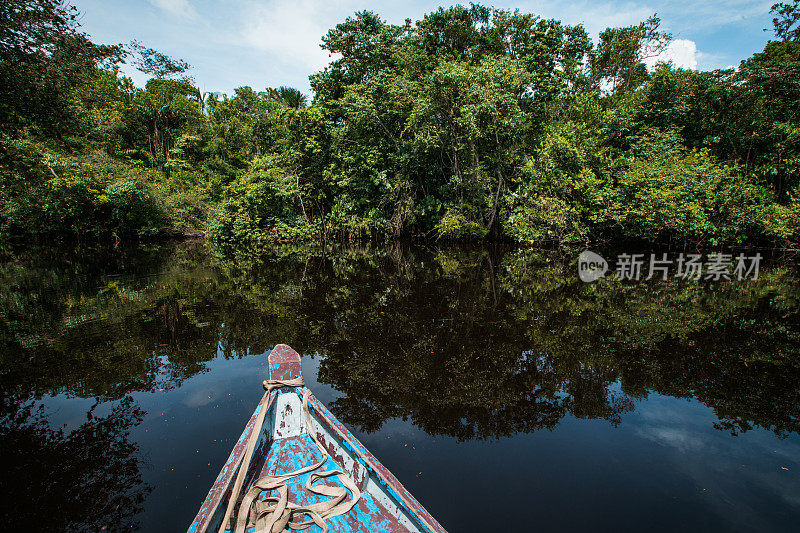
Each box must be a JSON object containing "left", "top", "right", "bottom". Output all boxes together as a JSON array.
[{"left": 70, "top": 350, "right": 794, "bottom": 532}]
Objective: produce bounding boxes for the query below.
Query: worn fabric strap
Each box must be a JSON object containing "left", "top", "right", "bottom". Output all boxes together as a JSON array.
[
  {"left": 213, "top": 376, "right": 305, "bottom": 533},
  {"left": 233, "top": 388, "right": 362, "bottom": 533}
]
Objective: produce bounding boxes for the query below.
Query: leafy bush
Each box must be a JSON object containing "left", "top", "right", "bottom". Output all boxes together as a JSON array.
[
  {"left": 209, "top": 161, "right": 311, "bottom": 247},
  {"left": 505, "top": 119, "right": 607, "bottom": 245},
  {"left": 0, "top": 137, "right": 168, "bottom": 241},
  {"left": 436, "top": 210, "right": 488, "bottom": 240},
  {"left": 608, "top": 132, "right": 787, "bottom": 245},
  {"left": 106, "top": 179, "right": 168, "bottom": 237}
]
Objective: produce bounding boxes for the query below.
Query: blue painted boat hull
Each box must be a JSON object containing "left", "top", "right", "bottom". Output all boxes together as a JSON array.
[{"left": 188, "top": 344, "right": 447, "bottom": 533}]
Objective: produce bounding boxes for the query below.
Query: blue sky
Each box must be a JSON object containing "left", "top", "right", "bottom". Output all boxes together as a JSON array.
[{"left": 76, "top": 0, "right": 777, "bottom": 96}]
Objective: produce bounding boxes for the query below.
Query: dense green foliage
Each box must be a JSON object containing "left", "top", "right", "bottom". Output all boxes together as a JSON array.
[{"left": 2, "top": 1, "right": 800, "bottom": 247}]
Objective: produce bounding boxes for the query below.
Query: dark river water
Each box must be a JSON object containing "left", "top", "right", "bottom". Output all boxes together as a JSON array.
[{"left": 2, "top": 241, "right": 800, "bottom": 532}]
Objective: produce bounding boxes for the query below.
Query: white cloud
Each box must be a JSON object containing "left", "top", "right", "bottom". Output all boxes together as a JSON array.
[
  {"left": 149, "top": 0, "right": 198, "bottom": 19},
  {"left": 645, "top": 38, "right": 698, "bottom": 70},
  {"left": 183, "top": 386, "right": 220, "bottom": 407},
  {"left": 637, "top": 425, "right": 706, "bottom": 452},
  {"left": 236, "top": 0, "right": 352, "bottom": 73}
]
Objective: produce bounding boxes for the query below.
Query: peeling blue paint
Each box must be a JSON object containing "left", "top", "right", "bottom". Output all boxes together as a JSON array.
[
  {"left": 258, "top": 434, "right": 397, "bottom": 532},
  {"left": 302, "top": 391, "right": 444, "bottom": 533}
]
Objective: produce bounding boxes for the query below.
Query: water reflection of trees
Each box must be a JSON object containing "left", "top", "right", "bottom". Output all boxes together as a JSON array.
[
  {"left": 1, "top": 242, "right": 799, "bottom": 443},
  {"left": 0, "top": 244, "right": 221, "bottom": 399},
  {"left": 0, "top": 394, "right": 151, "bottom": 531},
  {"left": 257, "top": 245, "right": 800, "bottom": 441}
]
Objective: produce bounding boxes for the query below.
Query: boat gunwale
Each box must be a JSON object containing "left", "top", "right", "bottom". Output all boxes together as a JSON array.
[
  {"left": 304, "top": 390, "right": 447, "bottom": 533},
  {"left": 188, "top": 389, "right": 275, "bottom": 533}
]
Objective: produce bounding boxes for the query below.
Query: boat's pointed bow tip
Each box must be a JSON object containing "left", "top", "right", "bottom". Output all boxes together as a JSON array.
[{"left": 268, "top": 344, "right": 302, "bottom": 381}]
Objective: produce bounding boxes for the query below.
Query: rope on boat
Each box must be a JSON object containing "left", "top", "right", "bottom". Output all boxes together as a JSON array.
[{"left": 215, "top": 377, "right": 361, "bottom": 533}]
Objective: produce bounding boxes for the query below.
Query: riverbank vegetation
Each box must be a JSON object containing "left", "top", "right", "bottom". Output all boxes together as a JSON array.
[{"left": 2, "top": 1, "right": 800, "bottom": 248}]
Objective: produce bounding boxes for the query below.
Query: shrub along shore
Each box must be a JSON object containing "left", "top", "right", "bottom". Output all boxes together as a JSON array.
[{"left": 2, "top": 2, "right": 800, "bottom": 250}]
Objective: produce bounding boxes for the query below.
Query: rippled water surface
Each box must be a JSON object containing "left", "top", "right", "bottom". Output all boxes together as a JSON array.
[{"left": 2, "top": 241, "right": 800, "bottom": 532}]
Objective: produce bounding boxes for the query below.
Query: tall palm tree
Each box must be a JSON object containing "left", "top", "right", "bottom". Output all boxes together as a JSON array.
[
  {"left": 199, "top": 91, "right": 221, "bottom": 114},
  {"left": 266, "top": 86, "right": 308, "bottom": 109}
]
